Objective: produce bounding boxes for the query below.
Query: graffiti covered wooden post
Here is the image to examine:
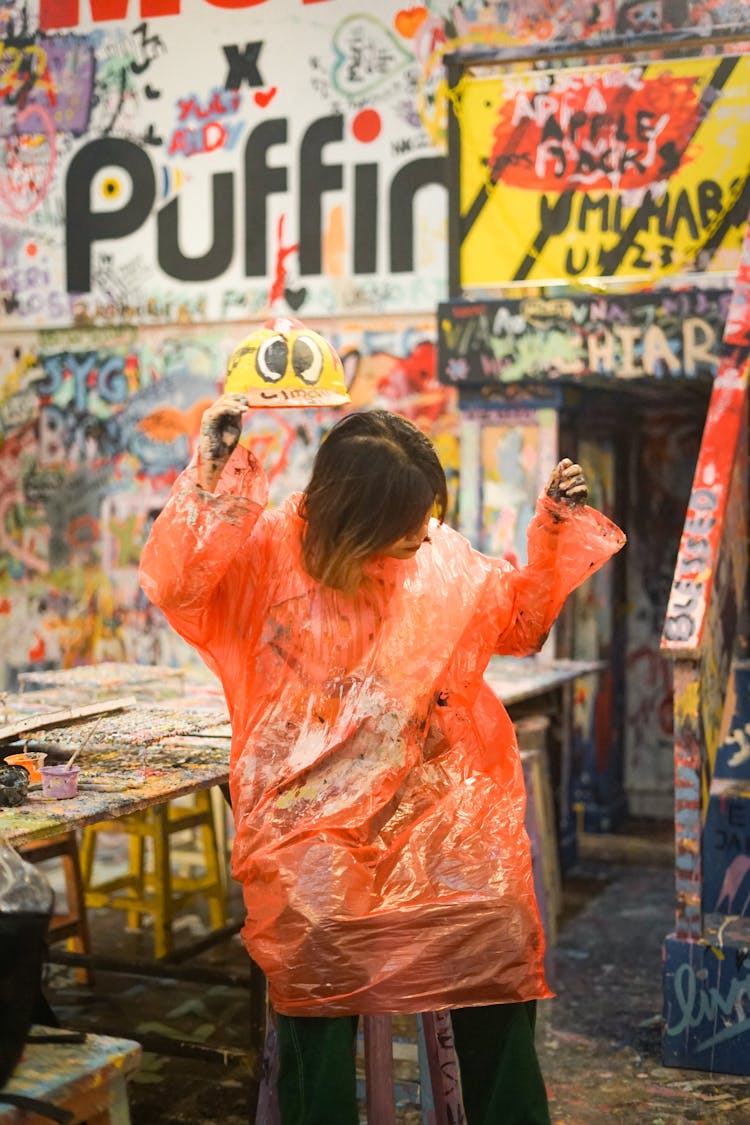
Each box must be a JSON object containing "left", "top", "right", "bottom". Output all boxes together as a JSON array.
[{"left": 661, "top": 219, "right": 750, "bottom": 1074}]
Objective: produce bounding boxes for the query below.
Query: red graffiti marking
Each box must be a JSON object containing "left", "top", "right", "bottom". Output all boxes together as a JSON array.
[
  {"left": 0, "top": 104, "right": 57, "bottom": 219},
  {"left": 490, "top": 71, "right": 702, "bottom": 191},
  {"left": 268, "top": 213, "right": 299, "bottom": 305},
  {"left": 352, "top": 108, "right": 381, "bottom": 143},
  {"left": 39, "top": 0, "right": 330, "bottom": 31},
  {"left": 177, "top": 90, "right": 239, "bottom": 121},
  {"left": 254, "top": 86, "right": 277, "bottom": 108},
  {"left": 394, "top": 6, "right": 429, "bottom": 38}
]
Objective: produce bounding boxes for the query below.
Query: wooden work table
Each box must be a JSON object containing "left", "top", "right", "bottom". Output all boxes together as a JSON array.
[
  {"left": 0, "top": 688, "right": 230, "bottom": 849},
  {"left": 0, "top": 754, "right": 230, "bottom": 849},
  {"left": 0, "top": 659, "right": 602, "bottom": 848},
  {"left": 484, "top": 654, "right": 605, "bottom": 708},
  {"left": 484, "top": 655, "right": 606, "bottom": 867},
  {"left": 1, "top": 659, "right": 601, "bottom": 855}
]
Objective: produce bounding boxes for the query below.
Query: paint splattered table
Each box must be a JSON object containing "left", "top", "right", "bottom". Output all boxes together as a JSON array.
[
  {"left": 0, "top": 1027, "right": 141, "bottom": 1124},
  {"left": 484, "top": 655, "right": 606, "bottom": 868},
  {"left": 0, "top": 687, "right": 231, "bottom": 848},
  {"left": 483, "top": 655, "right": 604, "bottom": 706},
  {"left": 0, "top": 744, "right": 230, "bottom": 849},
  {"left": 16, "top": 662, "right": 187, "bottom": 700}
]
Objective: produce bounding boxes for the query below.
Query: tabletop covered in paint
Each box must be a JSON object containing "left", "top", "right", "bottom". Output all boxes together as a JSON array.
[
  {"left": 0, "top": 747, "right": 230, "bottom": 847},
  {"left": 484, "top": 656, "right": 606, "bottom": 705},
  {"left": 0, "top": 1026, "right": 141, "bottom": 1108}
]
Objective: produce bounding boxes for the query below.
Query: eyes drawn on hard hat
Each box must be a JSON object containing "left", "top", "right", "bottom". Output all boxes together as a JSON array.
[
  {"left": 256, "top": 333, "right": 325, "bottom": 386},
  {"left": 224, "top": 318, "right": 351, "bottom": 408}
]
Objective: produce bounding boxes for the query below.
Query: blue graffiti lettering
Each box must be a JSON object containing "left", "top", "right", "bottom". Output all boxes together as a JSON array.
[{"left": 667, "top": 962, "right": 750, "bottom": 1050}]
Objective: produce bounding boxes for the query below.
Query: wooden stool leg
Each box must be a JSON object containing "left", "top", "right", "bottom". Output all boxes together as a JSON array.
[
  {"left": 85, "top": 1073, "right": 133, "bottom": 1124},
  {"left": 210, "top": 785, "right": 230, "bottom": 892},
  {"left": 151, "top": 806, "right": 173, "bottom": 958},
  {"left": 62, "top": 835, "right": 93, "bottom": 986},
  {"left": 364, "top": 1014, "right": 396, "bottom": 1125},
  {"left": 197, "top": 791, "right": 226, "bottom": 931},
  {"left": 80, "top": 826, "right": 97, "bottom": 885},
  {"left": 19, "top": 832, "right": 93, "bottom": 988},
  {"left": 417, "top": 1012, "right": 465, "bottom": 1125},
  {"left": 126, "top": 833, "right": 145, "bottom": 931},
  {"left": 254, "top": 1012, "right": 281, "bottom": 1125}
]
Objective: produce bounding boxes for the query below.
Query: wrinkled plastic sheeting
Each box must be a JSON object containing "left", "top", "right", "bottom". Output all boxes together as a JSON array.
[
  {"left": 141, "top": 447, "right": 625, "bottom": 1015},
  {"left": 0, "top": 839, "right": 53, "bottom": 914}
]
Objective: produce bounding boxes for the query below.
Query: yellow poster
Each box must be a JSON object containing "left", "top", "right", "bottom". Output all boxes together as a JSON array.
[{"left": 457, "top": 54, "right": 750, "bottom": 286}]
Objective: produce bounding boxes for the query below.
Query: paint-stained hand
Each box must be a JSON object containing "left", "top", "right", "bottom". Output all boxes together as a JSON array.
[
  {"left": 545, "top": 458, "right": 588, "bottom": 507},
  {"left": 198, "top": 393, "right": 248, "bottom": 492}
]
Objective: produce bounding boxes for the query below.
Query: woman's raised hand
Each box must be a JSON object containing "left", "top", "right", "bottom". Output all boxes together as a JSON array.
[
  {"left": 198, "top": 393, "right": 248, "bottom": 492},
  {"left": 545, "top": 458, "right": 588, "bottom": 507}
]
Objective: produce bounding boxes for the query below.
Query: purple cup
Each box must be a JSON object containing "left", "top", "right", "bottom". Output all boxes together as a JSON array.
[{"left": 40, "top": 765, "right": 80, "bottom": 799}]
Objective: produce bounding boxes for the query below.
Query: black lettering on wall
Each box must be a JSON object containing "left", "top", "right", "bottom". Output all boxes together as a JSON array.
[
  {"left": 299, "top": 115, "right": 343, "bottom": 276},
  {"left": 65, "top": 138, "right": 155, "bottom": 293},
  {"left": 223, "top": 41, "right": 264, "bottom": 90},
  {"left": 354, "top": 163, "right": 378, "bottom": 274},
  {"left": 389, "top": 156, "right": 446, "bottom": 273},
  {"left": 158, "top": 172, "right": 234, "bottom": 282},
  {"left": 244, "top": 118, "right": 288, "bottom": 277}
]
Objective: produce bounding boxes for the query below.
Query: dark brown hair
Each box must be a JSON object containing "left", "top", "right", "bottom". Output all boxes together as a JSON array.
[{"left": 299, "top": 409, "right": 448, "bottom": 592}]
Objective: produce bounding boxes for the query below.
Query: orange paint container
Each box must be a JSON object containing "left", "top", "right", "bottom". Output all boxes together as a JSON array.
[{"left": 4, "top": 751, "right": 47, "bottom": 783}]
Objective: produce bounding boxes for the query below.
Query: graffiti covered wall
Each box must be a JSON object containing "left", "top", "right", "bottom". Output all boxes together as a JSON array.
[
  {"left": 437, "top": 290, "right": 732, "bottom": 388},
  {"left": 4, "top": 1, "right": 748, "bottom": 324},
  {"left": 0, "top": 317, "right": 457, "bottom": 683},
  {"left": 2, "top": 0, "right": 453, "bottom": 324},
  {"left": 2, "top": 0, "right": 749, "bottom": 699},
  {"left": 456, "top": 54, "right": 750, "bottom": 288}
]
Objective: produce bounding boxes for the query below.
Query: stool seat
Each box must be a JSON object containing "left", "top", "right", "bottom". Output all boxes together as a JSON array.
[
  {"left": 0, "top": 1026, "right": 141, "bottom": 1124},
  {"left": 80, "top": 788, "right": 226, "bottom": 959}
]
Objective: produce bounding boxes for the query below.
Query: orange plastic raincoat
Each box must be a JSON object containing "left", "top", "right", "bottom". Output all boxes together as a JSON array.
[{"left": 139, "top": 446, "right": 625, "bottom": 1015}]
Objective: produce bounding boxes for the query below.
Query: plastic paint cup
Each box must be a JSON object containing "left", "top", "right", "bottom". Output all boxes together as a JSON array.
[
  {"left": 4, "top": 752, "right": 47, "bottom": 784},
  {"left": 40, "top": 765, "right": 80, "bottom": 800}
]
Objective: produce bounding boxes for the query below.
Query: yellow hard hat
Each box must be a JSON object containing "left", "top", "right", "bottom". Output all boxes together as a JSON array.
[{"left": 224, "top": 317, "right": 351, "bottom": 408}]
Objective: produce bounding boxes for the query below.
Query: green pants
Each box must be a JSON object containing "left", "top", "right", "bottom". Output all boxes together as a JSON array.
[{"left": 276, "top": 1001, "right": 551, "bottom": 1125}]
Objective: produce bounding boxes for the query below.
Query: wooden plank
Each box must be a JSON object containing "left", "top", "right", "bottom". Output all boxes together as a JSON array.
[{"left": 0, "top": 697, "right": 138, "bottom": 745}]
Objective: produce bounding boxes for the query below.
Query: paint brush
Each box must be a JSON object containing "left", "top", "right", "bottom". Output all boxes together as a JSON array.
[{"left": 65, "top": 715, "right": 103, "bottom": 769}]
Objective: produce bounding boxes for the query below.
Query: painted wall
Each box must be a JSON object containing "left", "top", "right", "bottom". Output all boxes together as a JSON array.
[
  {"left": 0, "top": 317, "right": 457, "bottom": 684},
  {"left": 3, "top": 1, "right": 747, "bottom": 326}
]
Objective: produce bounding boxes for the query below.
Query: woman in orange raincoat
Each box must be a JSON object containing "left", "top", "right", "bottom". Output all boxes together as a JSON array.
[{"left": 140, "top": 395, "right": 625, "bottom": 1125}]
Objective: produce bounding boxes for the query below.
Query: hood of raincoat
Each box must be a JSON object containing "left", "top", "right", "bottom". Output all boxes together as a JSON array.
[{"left": 140, "top": 445, "right": 625, "bottom": 1015}]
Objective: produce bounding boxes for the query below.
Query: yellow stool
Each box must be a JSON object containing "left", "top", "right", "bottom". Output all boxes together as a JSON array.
[
  {"left": 80, "top": 788, "right": 226, "bottom": 959},
  {"left": 18, "top": 831, "right": 93, "bottom": 985}
]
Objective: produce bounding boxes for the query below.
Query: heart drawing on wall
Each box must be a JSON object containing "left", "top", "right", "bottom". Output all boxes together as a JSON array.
[{"left": 0, "top": 104, "right": 58, "bottom": 220}]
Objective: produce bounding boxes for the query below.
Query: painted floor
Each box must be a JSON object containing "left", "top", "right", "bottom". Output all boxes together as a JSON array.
[{"left": 33, "top": 823, "right": 750, "bottom": 1125}]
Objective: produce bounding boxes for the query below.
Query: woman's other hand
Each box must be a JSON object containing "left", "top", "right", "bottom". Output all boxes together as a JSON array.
[
  {"left": 198, "top": 393, "right": 248, "bottom": 492},
  {"left": 545, "top": 458, "right": 588, "bottom": 507}
]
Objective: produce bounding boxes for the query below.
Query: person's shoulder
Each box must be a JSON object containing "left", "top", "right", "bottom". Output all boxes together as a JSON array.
[
  {"left": 429, "top": 519, "right": 477, "bottom": 563},
  {"left": 259, "top": 492, "right": 303, "bottom": 524},
  {"left": 255, "top": 493, "right": 305, "bottom": 555}
]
